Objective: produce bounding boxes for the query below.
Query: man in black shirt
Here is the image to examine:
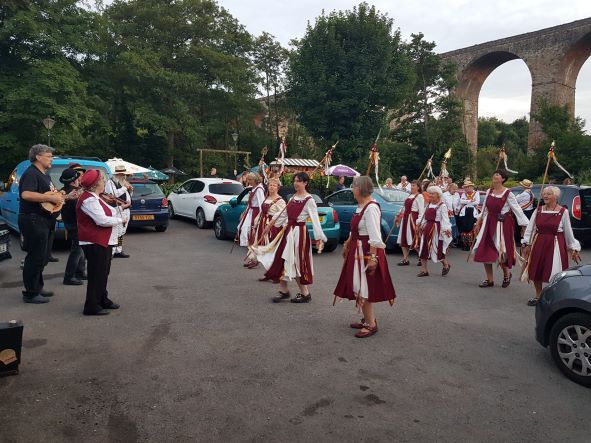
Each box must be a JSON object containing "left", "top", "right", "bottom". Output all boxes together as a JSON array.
[
  {"left": 18, "top": 144, "right": 64, "bottom": 304},
  {"left": 59, "top": 168, "right": 86, "bottom": 285}
]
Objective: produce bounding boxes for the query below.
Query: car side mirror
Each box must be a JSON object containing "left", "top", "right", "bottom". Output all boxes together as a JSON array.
[{"left": 230, "top": 197, "right": 238, "bottom": 207}]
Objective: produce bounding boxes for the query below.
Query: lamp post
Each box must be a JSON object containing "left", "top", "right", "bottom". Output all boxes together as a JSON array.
[
  {"left": 231, "top": 131, "right": 239, "bottom": 170},
  {"left": 42, "top": 116, "right": 55, "bottom": 147}
]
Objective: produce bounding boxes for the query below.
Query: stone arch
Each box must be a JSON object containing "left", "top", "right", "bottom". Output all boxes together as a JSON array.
[
  {"left": 454, "top": 51, "right": 533, "bottom": 156},
  {"left": 555, "top": 31, "right": 591, "bottom": 113}
]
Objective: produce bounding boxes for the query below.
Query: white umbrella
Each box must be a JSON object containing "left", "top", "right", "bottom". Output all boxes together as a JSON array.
[{"left": 106, "top": 158, "right": 150, "bottom": 175}]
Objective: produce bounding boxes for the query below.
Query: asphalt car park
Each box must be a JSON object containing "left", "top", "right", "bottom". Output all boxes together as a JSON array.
[{"left": 1, "top": 220, "right": 590, "bottom": 441}]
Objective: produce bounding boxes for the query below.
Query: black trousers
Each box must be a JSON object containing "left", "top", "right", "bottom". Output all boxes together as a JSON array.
[
  {"left": 46, "top": 218, "right": 56, "bottom": 260},
  {"left": 81, "top": 244, "right": 113, "bottom": 314},
  {"left": 64, "top": 225, "right": 86, "bottom": 281},
  {"left": 18, "top": 213, "right": 51, "bottom": 295}
]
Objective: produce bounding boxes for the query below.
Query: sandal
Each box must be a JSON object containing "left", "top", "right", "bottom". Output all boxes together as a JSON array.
[
  {"left": 355, "top": 321, "right": 378, "bottom": 338},
  {"left": 417, "top": 271, "right": 429, "bottom": 277},
  {"left": 272, "top": 291, "right": 290, "bottom": 303},
  {"left": 350, "top": 318, "right": 365, "bottom": 329},
  {"left": 290, "top": 293, "right": 311, "bottom": 303},
  {"left": 527, "top": 298, "right": 539, "bottom": 306},
  {"left": 478, "top": 280, "right": 494, "bottom": 288},
  {"left": 397, "top": 259, "right": 410, "bottom": 266},
  {"left": 502, "top": 273, "right": 512, "bottom": 288},
  {"left": 442, "top": 264, "right": 451, "bottom": 276}
]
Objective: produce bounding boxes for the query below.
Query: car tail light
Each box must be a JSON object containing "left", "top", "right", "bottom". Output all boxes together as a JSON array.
[
  {"left": 572, "top": 195, "right": 581, "bottom": 220},
  {"left": 332, "top": 209, "right": 339, "bottom": 223},
  {"left": 204, "top": 195, "right": 217, "bottom": 204},
  {"left": 161, "top": 198, "right": 168, "bottom": 208}
]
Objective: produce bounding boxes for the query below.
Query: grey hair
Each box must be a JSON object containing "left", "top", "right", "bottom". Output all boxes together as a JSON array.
[
  {"left": 29, "top": 144, "right": 54, "bottom": 162},
  {"left": 427, "top": 185, "right": 443, "bottom": 197},
  {"left": 543, "top": 186, "right": 561, "bottom": 199},
  {"left": 246, "top": 172, "right": 261, "bottom": 184},
  {"left": 352, "top": 175, "right": 374, "bottom": 197}
]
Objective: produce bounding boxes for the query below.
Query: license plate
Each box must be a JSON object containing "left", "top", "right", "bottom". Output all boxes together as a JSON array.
[
  {"left": 132, "top": 215, "right": 155, "bottom": 221},
  {"left": 307, "top": 216, "right": 325, "bottom": 223},
  {"left": 0, "top": 244, "right": 6, "bottom": 253}
]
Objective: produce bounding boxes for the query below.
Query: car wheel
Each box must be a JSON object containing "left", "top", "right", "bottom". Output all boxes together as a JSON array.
[
  {"left": 196, "top": 208, "right": 209, "bottom": 229},
  {"left": 169, "top": 203, "right": 176, "bottom": 219},
  {"left": 155, "top": 225, "right": 167, "bottom": 232},
  {"left": 214, "top": 215, "right": 226, "bottom": 240},
  {"left": 322, "top": 240, "right": 338, "bottom": 253},
  {"left": 549, "top": 313, "right": 591, "bottom": 388}
]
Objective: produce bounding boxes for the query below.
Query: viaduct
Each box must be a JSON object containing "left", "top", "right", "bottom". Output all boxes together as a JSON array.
[{"left": 440, "top": 17, "right": 591, "bottom": 155}]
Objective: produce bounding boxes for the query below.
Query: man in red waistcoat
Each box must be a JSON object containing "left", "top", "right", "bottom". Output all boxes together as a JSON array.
[{"left": 76, "top": 170, "right": 125, "bottom": 316}]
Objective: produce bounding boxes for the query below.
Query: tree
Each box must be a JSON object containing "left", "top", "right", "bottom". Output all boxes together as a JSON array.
[{"left": 288, "top": 2, "right": 414, "bottom": 164}]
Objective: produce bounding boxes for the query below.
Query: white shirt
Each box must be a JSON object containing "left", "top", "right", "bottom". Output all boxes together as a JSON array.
[
  {"left": 523, "top": 208, "right": 581, "bottom": 251},
  {"left": 515, "top": 189, "right": 534, "bottom": 211},
  {"left": 479, "top": 189, "right": 530, "bottom": 226},
  {"left": 442, "top": 192, "right": 460, "bottom": 214},
  {"left": 396, "top": 182, "right": 411, "bottom": 193},
  {"left": 410, "top": 193, "right": 426, "bottom": 218},
  {"left": 273, "top": 195, "right": 328, "bottom": 242},
  {"left": 79, "top": 192, "right": 123, "bottom": 246},
  {"left": 353, "top": 202, "right": 385, "bottom": 248},
  {"left": 250, "top": 184, "right": 266, "bottom": 208},
  {"left": 458, "top": 190, "right": 480, "bottom": 217},
  {"left": 418, "top": 202, "right": 452, "bottom": 233}
]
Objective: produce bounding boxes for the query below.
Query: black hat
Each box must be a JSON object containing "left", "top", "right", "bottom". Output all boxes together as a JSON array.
[{"left": 59, "top": 168, "right": 80, "bottom": 184}]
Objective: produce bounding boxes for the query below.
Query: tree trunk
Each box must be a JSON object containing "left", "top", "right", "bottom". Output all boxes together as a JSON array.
[{"left": 168, "top": 131, "right": 175, "bottom": 184}]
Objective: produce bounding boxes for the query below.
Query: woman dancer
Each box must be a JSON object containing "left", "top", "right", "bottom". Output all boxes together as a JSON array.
[
  {"left": 261, "top": 172, "right": 327, "bottom": 304},
  {"left": 334, "top": 176, "right": 396, "bottom": 338},
  {"left": 417, "top": 186, "right": 452, "bottom": 277},
  {"left": 238, "top": 173, "right": 265, "bottom": 267},
  {"left": 396, "top": 180, "right": 425, "bottom": 266},
  {"left": 247, "top": 178, "right": 286, "bottom": 270},
  {"left": 521, "top": 186, "right": 581, "bottom": 306},
  {"left": 472, "top": 169, "right": 529, "bottom": 288}
]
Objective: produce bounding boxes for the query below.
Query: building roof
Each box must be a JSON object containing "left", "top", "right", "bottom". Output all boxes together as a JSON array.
[{"left": 270, "top": 158, "right": 320, "bottom": 167}]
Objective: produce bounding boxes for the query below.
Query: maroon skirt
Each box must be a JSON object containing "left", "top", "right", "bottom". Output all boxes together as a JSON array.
[{"left": 528, "top": 232, "right": 568, "bottom": 282}]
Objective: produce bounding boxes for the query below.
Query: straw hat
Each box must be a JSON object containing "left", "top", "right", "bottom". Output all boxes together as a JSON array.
[
  {"left": 519, "top": 179, "right": 533, "bottom": 188},
  {"left": 463, "top": 179, "right": 475, "bottom": 187},
  {"left": 114, "top": 164, "right": 130, "bottom": 175}
]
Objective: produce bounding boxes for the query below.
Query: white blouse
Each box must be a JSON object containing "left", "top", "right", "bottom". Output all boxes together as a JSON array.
[
  {"left": 442, "top": 192, "right": 460, "bottom": 214},
  {"left": 250, "top": 185, "right": 266, "bottom": 208},
  {"left": 479, "top": 189, "right": 529, "bottom": 226},
  {"left": 273, "top": 195, "right": 327, "bottom": 242},
  {"left": 353, "top": 202, "right": 386, "bottom": 248},
  {"left": 522, "top": 208, "right": 581, "bottom": 251},
  {"left": 418, "top": 202, "right": 452, "bottom": 233},
  {"left": 458, "top": 191, "right": 480, "bottom": 217},
  {"left": 411, "top": 193, "right": 426, "bottom": 217}
]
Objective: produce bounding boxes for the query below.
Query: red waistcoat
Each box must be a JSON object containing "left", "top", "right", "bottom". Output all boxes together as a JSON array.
[{"left": 76, "top": 191, "right": 113, "bottom": 247}]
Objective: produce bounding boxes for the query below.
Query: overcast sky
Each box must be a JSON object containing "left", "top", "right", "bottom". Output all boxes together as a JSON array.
[{"left": 218, "top": 0, "right": 591, "bottom": 132}]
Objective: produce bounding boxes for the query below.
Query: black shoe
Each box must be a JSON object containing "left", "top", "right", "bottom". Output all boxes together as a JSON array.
[
  {"left": 527, "top": 298, "right": 539, "bottom": 306},
  {"left": 76, "top": 274, "right": 88, "bottom": 281},
  {"left": 83, "top": 309, "right": 110, "bottom": 316},
  {"left": 40, "top": 289, "right": 54, "bottom": 297},
  {"left": 63, "top": 278, "right": 83, "bottom": 286},
  {"left": 272, "top": 291, "right": 290, "bottom": 303},
  {"left": 103, "top": 302, "right": 120, "bottom": 310},
  {"left": 48, "top": 256, "right": 59, "bottom": 263},
  {"left": 114, "top": 252, "right": 130, "bottom": 258},
  {"left": 291, "top": 293, "right": 311, "bottom": 303},
  {"left": 23, "top": 294, "right": 50, "bottom": 304}
]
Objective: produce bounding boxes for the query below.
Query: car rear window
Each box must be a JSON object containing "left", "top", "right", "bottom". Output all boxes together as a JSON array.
[
  {"left": 133, "top": 183, "right": 164, "bottom": 198},
  {"left": 209, "top": 183, "right": 244, "bottom": 195},
  {"left": 47, "top": 165, "right": 110, "bottom": 188},
  {"left": 376, "top": 189, "right": 408, "bottom": 202}
]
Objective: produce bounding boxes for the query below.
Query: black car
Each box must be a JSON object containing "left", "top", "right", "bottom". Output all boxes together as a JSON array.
[
  {"left": 535, "top": 264, "right": 591, "bottom": 388},
  {"left": 0, "top": 220, "right": 11, "bottom": 262},
  {"left": 510, "top": 184, "right": 591, "bottom": 244},
  {"left": 128, "top": 179, "right": 170, "bottom": 232}
]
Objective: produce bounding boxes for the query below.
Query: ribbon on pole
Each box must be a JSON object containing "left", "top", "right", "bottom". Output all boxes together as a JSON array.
[
  {"left": 538, "top": 141, "right": 573, "bottom": 207},
  {"left": 366, "top": 129, "right": 383, "bottom": 191},
  {"left": 310, "top": 141, "right": 338, "bottom": 179},
  {"left": 258, "top": 146, "right": 269, "bottom": 185},
  {"left": 496, "top": 146, "right": 518, "bottom": 174},
  {"left": 417, "top": 155, "right": 434, "bottom": 182},
  {"left": 439, "top": 148, "right": 452, "bottom": 178},
  {"left": 278, "top": 136, "right": 287, "bottom": 176},
  {"left": 548, "top": 141, "right": 573, "bottom": 179}
]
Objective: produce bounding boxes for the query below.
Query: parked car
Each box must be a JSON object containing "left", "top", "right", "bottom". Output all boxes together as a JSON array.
[
  {"left": 127, "top": 178, "right": 170, "bottom": 232},
  {"left": 535, "top": 264, "right": 591, "bottom": 388},
  {"left": 0, "top": 219, "right": 11, "bottom": 262},
  {"left": 168, "top": 178, "right": 244, "bottom": 228},
  {"left": 213, "top": 187, "right": 340, "bottom": 253},
  {"left": 0, "top": 156, "right": 112, "bottom": 242},
  {"left": 326, "top": 188, "right": 409, "bottom": 249},
  {"left": 510, "top": 184, "right": 591, "bottom": 244}
]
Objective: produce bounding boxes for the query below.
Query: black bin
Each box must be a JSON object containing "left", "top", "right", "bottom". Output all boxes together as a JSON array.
[{"left": 0, "top": 320, "right": 24, "bottom": 376}]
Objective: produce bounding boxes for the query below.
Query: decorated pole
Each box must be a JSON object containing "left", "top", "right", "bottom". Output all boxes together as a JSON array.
[
  {"left": 366, "top": 129, "right": 383, "bottom": 191},
  {"left": 439, "top": 148, "right": 452, "bottom": 178},
  {"left": 417, "top": 155, "right": 434, "bottom": 182},
  {"left": 496, "top": 145, "right": 518, "bottom": 174},
  {"left": 278, "top": 136, "right": 287, "bottom": 176},
  {"left": 310, "top": 141, "right": 338, "bottom": 179},
  {"left": 538, "top": 141, "right": 573, "bottom": 207}
]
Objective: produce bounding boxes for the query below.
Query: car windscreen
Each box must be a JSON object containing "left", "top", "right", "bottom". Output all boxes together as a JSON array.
[
  {"left": 284, "top": 193, "right": 325, "bottom": 206},
  {"left": 132, "top": 183, "right": 164, "bottom": 198},
  {"left": 209, "top": 183, "right": 244, "bottom": 195},
  {"left": 47, "top": 165, "right": 110, "bottom": 189},
  {"left": 375, "top": 189, "right": 408, "bottom": 202}
]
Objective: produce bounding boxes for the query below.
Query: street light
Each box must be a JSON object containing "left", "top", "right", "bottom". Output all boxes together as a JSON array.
[
  {"left": 231, "top": 132, "right": 239, "bottom": 170},
  {"left": 42, "top": 116, "right": 55, "bottom": 147}
]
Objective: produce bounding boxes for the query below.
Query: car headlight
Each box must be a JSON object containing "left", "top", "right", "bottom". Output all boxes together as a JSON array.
[{"left": 548, "top": 269, "right": 582, "bottom": 286}]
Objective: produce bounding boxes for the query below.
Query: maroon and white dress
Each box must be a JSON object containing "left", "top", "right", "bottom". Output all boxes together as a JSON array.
[
  {"left": 238, "top": 184, "right": 265, "bottom": 247},
  {"left": 253, "top": 196, "right": 286, "bottom": 245},
  {"left": 417, "top": 202, "right": 452, "bottom": 263},
  {"left": 521, "top": 206, "right": 581, "bottom": 282},
  {"left": 257, "top": 195, "right": 327, "bottom": 284},
  {"left": 396, "top": 193, "right": 425, "bottom": 249},
  {"left": 472, "top": 189, "right": 529, "bottom": 268},
  {"left": 334, "top": 201, "right": 395, "bottom": 305}
]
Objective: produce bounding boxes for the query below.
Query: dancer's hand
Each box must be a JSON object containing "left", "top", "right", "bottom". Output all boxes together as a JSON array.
[
  {"left": 366, "top": 259, "right": 377, "bottom": 274},
  {"left": 522, "top": 245, "right": 530, "bottom": 259},
  {"left": 444, "top": 230, "right": 452, "bottom": 238},
  {"left": 571, "top": 250, "right": 581, "bottom": 264}
]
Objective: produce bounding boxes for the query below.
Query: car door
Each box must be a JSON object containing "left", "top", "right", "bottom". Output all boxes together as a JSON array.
[
  {"left": 173, "top": 181, "right": 194, "bottom": 216},
  {"left": 326, "top": 190, "right": 356, "bottom": 240},
  {"left": 0, "top": 168, "right": 19, "bottom": 230},
  {"left": 187, "top": 180, "right": 205, "bottom": 219}
]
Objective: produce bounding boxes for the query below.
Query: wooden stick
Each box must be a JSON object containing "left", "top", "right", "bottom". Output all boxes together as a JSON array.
[{"left": 537, "top": 153, "right": 552, "bottom": 208}]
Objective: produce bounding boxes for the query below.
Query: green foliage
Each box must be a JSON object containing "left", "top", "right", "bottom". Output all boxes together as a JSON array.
[{"left": 288, "top": 2, "right": 414, "bottom": 151}]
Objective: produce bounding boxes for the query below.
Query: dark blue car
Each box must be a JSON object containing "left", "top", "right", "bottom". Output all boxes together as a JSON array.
[
  {"left": 326, "top": 188, "right": 408, "bottom": 249},
  {"left": 128, "top": 179, "right": 170, "bottom": 232}
]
